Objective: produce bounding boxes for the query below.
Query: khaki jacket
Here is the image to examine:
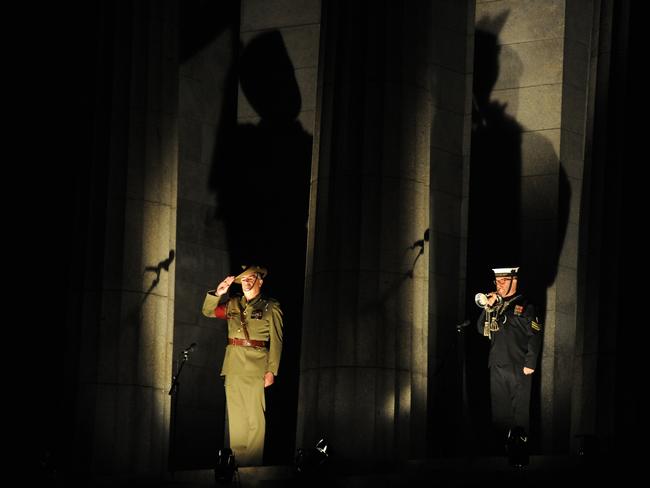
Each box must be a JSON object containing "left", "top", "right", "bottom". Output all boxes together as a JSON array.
[{"left": 202, "top": 292, "right": 283, "bottom": 377}]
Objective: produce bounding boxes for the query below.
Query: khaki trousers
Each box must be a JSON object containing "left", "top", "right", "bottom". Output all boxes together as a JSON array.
[{"left": 225, "top": 375, "right": 266, "bottom": 466}]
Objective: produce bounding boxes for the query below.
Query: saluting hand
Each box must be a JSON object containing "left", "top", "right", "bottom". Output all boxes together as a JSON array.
[{"left": 216, "top": 276, "right": 236, "bottom": 297}]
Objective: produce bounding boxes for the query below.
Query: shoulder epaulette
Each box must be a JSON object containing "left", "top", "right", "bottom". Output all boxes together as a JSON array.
[{"left": 262, "top": 297, "right": 281, "bottom": 311}]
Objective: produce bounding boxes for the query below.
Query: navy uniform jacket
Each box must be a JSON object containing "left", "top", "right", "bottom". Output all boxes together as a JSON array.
[
  {"left": 476, "top": 294, "right": 542, "bottom": 369},
  {"left": 202, "top": 292, "right": 283, "bottom": 377}
]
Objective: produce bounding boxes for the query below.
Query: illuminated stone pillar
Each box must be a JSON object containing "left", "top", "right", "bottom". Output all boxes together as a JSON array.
[
  {"left": 297, "top": 0, "right": 437, "bottom": 461},
  {"left": 72, "top": 0, "right": 179, "bottom": 477}
]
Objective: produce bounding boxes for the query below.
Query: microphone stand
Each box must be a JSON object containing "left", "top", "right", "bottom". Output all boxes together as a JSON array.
[
  {"left": 168, "top": 346, "right": 194, "bottom": 476},
  {"left": 456, "top": 320, "right": 472, "bottom": 455}
]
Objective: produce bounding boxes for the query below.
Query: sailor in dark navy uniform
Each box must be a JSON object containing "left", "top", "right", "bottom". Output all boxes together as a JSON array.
[{"left": 476, "top": 267, "right": 542, "bottom": 453}]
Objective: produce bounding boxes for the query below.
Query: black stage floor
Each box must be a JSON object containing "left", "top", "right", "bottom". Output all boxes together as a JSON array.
[{"left": 42, "top": 454, "right": 640, "bottom": 488}]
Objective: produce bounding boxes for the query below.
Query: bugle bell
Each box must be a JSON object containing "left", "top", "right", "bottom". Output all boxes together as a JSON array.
[{"left": 475, "top": 292, "right": 502, "bottom": 308}]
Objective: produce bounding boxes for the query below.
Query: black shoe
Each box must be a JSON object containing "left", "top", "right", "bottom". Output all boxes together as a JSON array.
[
  {"left": 506, "top": 426, "right": 529, "bottom": 467},
  {"left": 215, "top": 448, "right": 237, "bottom": 484}
]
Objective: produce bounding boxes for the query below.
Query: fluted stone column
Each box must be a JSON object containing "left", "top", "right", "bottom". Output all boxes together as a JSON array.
[
  {"left": 427, "top": 0, "right": 476, "bottom": 455},
  {"left": 571, "top": 0, "right": 629, "bottom": 456},
  {"left": 73, "top": 0, "right": 179, "bottom": 477},
  {"left": 297, "top": 0, "right": 437, "bottom": 461}
]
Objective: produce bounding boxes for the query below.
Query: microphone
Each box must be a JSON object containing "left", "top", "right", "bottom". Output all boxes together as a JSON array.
[{"left": 182, "top": 342, "right": 197, "bottom": 355}]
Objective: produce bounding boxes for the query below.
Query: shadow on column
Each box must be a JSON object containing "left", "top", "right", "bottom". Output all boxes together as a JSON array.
[
  {"left": 210, "top": 30, "right": 313, "bottom": 465},
  {"left": 465, "top": 13, "right": 571, "bottom": 456}
]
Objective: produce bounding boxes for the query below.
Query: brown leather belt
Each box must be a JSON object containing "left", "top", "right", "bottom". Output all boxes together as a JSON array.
[{"left": 228, "top": 338, "right": 268, "bottom": 349}]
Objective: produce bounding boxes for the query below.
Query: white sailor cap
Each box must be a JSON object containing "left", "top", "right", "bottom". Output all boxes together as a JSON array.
[{"left": 492, "top": 267, "right": 519, "bottom": 277}]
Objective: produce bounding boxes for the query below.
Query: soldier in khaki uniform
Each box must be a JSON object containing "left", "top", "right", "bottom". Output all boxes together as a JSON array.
[{"left": 202, "top": 265, "right": 283, "bottom": 466}]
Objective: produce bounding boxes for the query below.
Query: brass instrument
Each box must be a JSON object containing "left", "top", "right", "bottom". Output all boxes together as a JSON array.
[
  {"left": 474, "top": 292, "right": 502, "bottom": 309},
  {"left": 475, "top": 292, "right": 503, "bottom": 338}
]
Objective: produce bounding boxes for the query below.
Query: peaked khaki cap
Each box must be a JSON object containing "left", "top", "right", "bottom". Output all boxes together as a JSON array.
[{"left": 234, "top": 265, "right": 268, "bottom": 283}]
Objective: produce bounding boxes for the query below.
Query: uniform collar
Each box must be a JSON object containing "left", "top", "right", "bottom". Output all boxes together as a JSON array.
[
  {"left": 241, "top": 293, "right": 263, "bottom": 306},
  {"left": 504, "top": 294, "right": 522, "bottom": 305}
]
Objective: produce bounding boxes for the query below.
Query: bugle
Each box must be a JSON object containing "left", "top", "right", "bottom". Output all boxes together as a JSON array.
[{"left": 474, "top": 292, "right": 502, "bottom": 308}]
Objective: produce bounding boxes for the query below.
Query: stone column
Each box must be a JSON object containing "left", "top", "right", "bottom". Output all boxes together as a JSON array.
[
  {"left": 72, "top": 0, "right": 179, "bottom": 477},
  {"left": 174, "top": 1, "right": 239, "bottom": 468},
  {"left": 427, "top": 0, "right": 476, "bottom": 456},
  {"left": 571, "top": 0, "right": 630, "bottom": 456},
  {"left": 297, "top": 0, "right": 436, "bottom": 461}
]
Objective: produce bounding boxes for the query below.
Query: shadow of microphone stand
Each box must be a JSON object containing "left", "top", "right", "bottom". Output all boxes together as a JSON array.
[{"left": 168, "top": 342, "right": 197, "bottom": 476}]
